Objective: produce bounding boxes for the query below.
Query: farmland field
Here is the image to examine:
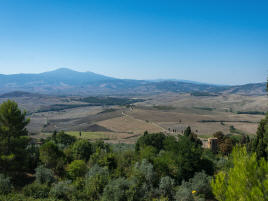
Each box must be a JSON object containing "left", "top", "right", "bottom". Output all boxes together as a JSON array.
[{"left": 1, "top": 93, "right": 266, "bottom": 143}]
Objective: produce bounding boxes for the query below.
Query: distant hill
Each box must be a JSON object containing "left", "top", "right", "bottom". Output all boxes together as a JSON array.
[{"left": 0, "top": 68, "right": 266, "bottom": 96}]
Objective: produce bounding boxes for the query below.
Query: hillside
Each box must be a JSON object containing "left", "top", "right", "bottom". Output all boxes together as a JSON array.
[{"left": 0, "top": 68, "right": 266, "bottom": 96}]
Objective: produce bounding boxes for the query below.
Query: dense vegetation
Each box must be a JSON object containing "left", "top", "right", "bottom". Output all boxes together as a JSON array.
[
  {"left": 0, "top": 99, "right": 267, "bottom": 201},
  {"left": 190, "top": 92, "right": 218, "bottom": 97},
  {"left": 81, "top": 96, "right": 144, "bottom": 106}
]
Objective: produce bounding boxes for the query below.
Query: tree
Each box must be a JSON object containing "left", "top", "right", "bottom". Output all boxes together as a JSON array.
[
  {"left": 66, "top": 160, "right": 88, "bottom": 179},
  {"left": 252, "top": 116, "right": 268, "bottom": 160},
  {"left": 34, "top": 165, "right": 55, "bottom": 185},
  {"left": 184, "top": 126, "right": 192, "bottom": 137},
  {"left": 84, "top": 165, "right": 109, "bottom": 201},
  {"left": 159, "top": 176, "right": 175, "bottom": 199},
  {"left": 0, "top": 100, "right": 30, "bottom": 177},
  {"left": 39, "top": 142, "right": 64, "bottom": 173},
  {"left": 135, "top": 133, "right": 166, "bottom": 152},
  {"left": 211, "top": 146, "right": 268, "bottom": 201},
  {"left": 219, "top": 138, "right": 233, "bottom": 155},
  {"left": 101, "top": 178, "right": 134, "bottom": 201},
  {"left": 71, "top": 140, "right": 92, "bottom": 161},
  {"left": 52, "top": 131, "right": 76, "bottom": 147}
]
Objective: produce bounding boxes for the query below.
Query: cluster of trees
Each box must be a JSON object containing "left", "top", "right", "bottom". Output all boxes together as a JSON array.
[{"left": 0, "top": 99, "right": 267, "bottom": 201}]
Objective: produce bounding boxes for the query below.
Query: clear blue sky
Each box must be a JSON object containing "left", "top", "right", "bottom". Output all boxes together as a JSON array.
[{"left": 0, "top": 0, "right": 267, "bottom": 85}]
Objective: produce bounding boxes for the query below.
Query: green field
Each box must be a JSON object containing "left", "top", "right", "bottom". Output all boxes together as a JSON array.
[{"left": 66, "top": 131, "right": 111, "bottom": 140}]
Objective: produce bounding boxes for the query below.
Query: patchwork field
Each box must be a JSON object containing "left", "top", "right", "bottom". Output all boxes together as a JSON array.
[{"left": 1, "top": 92, "right": 266, "bottom": 143}]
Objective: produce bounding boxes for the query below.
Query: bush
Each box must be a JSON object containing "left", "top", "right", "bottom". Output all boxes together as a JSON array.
[
  {"left": 71, "top": 140, "right": 92, "bottom": 161},
  {"left": 84, "top": 165, "right": 109, "bottom": 201},
  {"left": 175, "top": 183, "right": 194, "bottom": 201},
  {"left": 159, "top": 176, "right": 175, "bottom": 198},
  {"left": 52, "top": 131, "right": 76, "bottom": 147},
  {"left": 35, "top": 165, "right": 55, "bottom": 185},
  {"left": 0, "top": 174, "right": 12, "bottom": 195},
  {"left": 23, "top": 183, "right": 50, "bottom": 198},
  {"left": 39, "top": 142, "right": 64, "bottom": 170},
  {"left": 133, "top": 159, "right": 155, "bottom": 188},
  {"left": 49, "top": 181, "right": 73, "bottom": 200},
  {"left": 135, "top": 133, "right": 166, "bottom": 152},
  {"left": 0, "top": 194, "right": 58, "bottom": 201},
  {"left": 66, "top": 160, "right": 88, "bottom": 179},
  {"left": 189, "top": 171, "right": 212, "bottom": 198},
  {"left": 101, "top": 178, "right": 133, "bottom": 201}
]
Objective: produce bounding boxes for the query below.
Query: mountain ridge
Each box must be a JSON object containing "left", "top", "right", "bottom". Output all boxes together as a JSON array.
[{"left": 0, "top": 68, "right": 266, "bottom": 96}]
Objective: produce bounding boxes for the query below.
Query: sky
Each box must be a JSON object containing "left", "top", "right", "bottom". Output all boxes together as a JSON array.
[{"left": 0, "top": 0, "right": 267, "bottom": 85}]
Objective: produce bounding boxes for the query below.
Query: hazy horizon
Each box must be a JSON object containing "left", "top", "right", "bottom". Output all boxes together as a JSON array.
[
  {"left": 1, "top": 0, "right": 267, "bottom": 85},
  {"left": 0, "top": 67, "right": 265, "bottom": 86}
]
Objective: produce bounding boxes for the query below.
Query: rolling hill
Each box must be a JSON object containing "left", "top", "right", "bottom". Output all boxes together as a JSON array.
[{"left": 0, "top": 68, "right": 266, "bottom": 96}]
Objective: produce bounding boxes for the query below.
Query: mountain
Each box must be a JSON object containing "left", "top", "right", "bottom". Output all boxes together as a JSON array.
[{"left": 0, "top": 68, "right": 266, "bottom": 96}]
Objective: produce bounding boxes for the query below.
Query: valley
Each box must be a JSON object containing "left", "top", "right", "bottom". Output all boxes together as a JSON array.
[{"left": 1, "top": 91, "right": 266, "bottom": 144}]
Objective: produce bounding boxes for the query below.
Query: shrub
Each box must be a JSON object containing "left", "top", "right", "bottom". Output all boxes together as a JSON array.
[
  {"left": 134, "top": 159, "right": 155, "bottom": 184},
  {"left": 159, "top": 176, "right": 175, "bottom": 198},
  {"left": 49, "top": 181, "right": 73, "bottom": 200},
  {"left": 189, "top": 171, "right": 212, "bottom": 198},
  {"left": 52, "top": 131, "right": 76, "bottom": 147},
  {"left": 71, "top": 140, "right": 92, "bottom": 161},
  {"left": 0, "top": 194, "right": 58, "bottom": 201},
  {"left": 101, "top": 178, "right": 133, "bottom": 201},
  {"left": 135, "top": 133, "right": 166, "bottom": 152},
  {"left": 84, "top": 165, "right": 109, "bottom": 201},
  {"left": 35, "top": 165, "right": 55, "bottom": 185},
  {"left": 23, "top": 183, "right": 50, "bottom": 198},
  {"left": 39, "top": 142, "right": 64, "bottom": 170},
  {"left": 0, "top": 174, "right": 12, "bottom": 195},
  {"left": 66, "top": 160, "right": 88, "bottom": 179},
  {"left": 174, "top": 183, "right": 194, "bottom": 201}
]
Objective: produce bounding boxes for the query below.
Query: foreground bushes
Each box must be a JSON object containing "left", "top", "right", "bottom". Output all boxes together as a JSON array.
[
  {"left": 0, "top": 174, "right": 12, "bottom": 195},
  {"left": 23, "top": 183, "right": 50, "bottom": 199}
]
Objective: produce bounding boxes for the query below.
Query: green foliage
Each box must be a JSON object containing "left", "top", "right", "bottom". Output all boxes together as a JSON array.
[
  {"left": 184, "top": 126, "right": 192, "bottom": 137},
  {"left": 81, "top": 96, "right": 143, "bottom": 106},
  {"left": 0, "top": 194, "right": 58, "bottom": 201},
  {"left": 252, "top": 115, "right": 268, "bottom": 160},
  {"left": 211, "top": 146, "right": 268, "bottom": 201},
  {"left": 71, "top": 140, "right": 92, "bottom": 161},
  {"left": 89, "top": 148, "right": 117, "bottom": 170},
  {"left": 51, "top": 131, "right": 76, "bottom": 147},
  {"left": 114, "top": 149, "right": 136, "bottom": 177},
  {"left": 0, "top": 174, "right": 12, "bottom": 195},
  {"left": 159, "top": 176, "right": 175, "bottom": 199},
  {"left": 175, "top": 183, "right": 194, "bottom": 201},
  {"left": 135, "top": 133, "right": 166, "bottom": 152},
  {"left": 153, "top": 105, "right": 176, "bottom": 110},
  {"left": 35, "top": 165, "right": 55, "bottom": 185},
  {"left": 66, "top": 160, "right": 88, "bottom": 179},
  {"left": 39, "top": 142, "right": 64, "bottom": 172},
  {"left": 174, "top": 171, "right": 212, "bottom": 201},
  {"left": 101, "top": 178, "right": 134, "bottom": 201},
  {"left": 26, "top": 144, "right": 40, "bottom": 172},
  {"left": 23, "top": 183, "right": 50, "bottom": 198},
  {"left": 0, "top": 100, "right": 30, "bottom": 177},
  {"left": 133, "top": 159, "right": 155, "bottom": 187},
  {"left": 84, "top": 165, "right": 109, "bottom": 201},
  {"left": 189, "top": 171, "right": 212, "bottom": 198},
  {"left": 49, "top": 180, "right": 74, "bottom": 200}
]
